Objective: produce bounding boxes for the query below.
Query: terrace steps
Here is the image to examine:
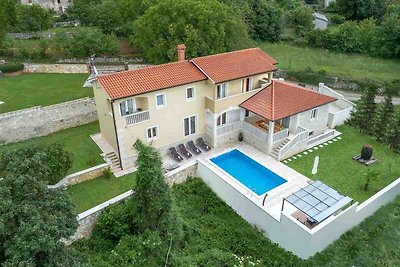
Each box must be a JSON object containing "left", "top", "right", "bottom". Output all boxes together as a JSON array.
[
  {"left": 271, "top": 138, "right": 290, "bottom": 160},
  {"left": 106, "top": 152, "right": 122, "bottom": 173}
]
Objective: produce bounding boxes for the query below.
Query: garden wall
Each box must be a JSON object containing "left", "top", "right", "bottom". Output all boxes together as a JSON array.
[
  {"left": 49, "top": 163, "right": 110, "bottom": 189},
  {"left": 197, "top": 158, "right": 400, "bottom": 259},
  {"left": 23, "top": 63, "right": 151, "bottom": 74},
  {"left": 0, "top": 97, "right": 97, "bottom": 144}
]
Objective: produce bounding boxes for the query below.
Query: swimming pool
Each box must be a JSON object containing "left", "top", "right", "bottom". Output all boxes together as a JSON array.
[{"left": 210, "top": 149, "right": 287, "bottom": 195}]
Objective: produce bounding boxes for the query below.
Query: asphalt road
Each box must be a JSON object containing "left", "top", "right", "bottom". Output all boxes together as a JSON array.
[{"left": 335, "top": 90, "right": 400, "bottom": 105}]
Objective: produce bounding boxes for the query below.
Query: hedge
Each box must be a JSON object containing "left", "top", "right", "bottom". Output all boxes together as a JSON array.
[{"left": 0, "top": 63, "right": 24, "bottom": 73}]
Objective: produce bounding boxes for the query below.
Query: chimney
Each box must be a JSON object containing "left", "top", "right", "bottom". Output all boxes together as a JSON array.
[{"left": 177, "top": 44, "right": 186, "bottom": 61}]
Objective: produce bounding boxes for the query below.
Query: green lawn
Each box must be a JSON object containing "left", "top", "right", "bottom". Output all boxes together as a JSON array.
[
  {"left": 0, "top": 122, "right": 103, "bottom": 175},
  {"left": 286, "top": 125, "right": 400, "bottom": 202},
  {"left": 260, "top": 41, "right": 400, "bottom": 82},
  {"left": 67, "top": 172, "right": 137, "bottom": 213},
  {"left": 0, "top": 73, "right": 92, "bottom": 113}
]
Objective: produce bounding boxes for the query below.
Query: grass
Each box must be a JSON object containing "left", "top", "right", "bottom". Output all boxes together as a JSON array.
[
  {"left": 259, "top": 41, "right": 400, "bottom": 82},
  {"left": 0, "top": 122, "right": 103, "bottom": 174},
  {"left": 285, "top": 125, "right": 400, "bottom": 202},
  {"left": 75, "top": 178, "right": 400, "bottom": 266},
  {"left": 67, "top": 172, "right": 137, "bottom": 213},
  {"left": 0, "top": 73, "right": 93, "bottom": 113}
]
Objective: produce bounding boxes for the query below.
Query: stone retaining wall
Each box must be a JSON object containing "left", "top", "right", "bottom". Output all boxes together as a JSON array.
[
  {"left": 23, "top": 63, "right": 151, "bottom": 74},
  {"left": 165, "top": 162, "right": 197, "bottom": 185},
  {"left": 49, "top": 163, "right": 110, "bottom": 189},
  {"left": 0, "top": 97, "right": 97, "bottom": 144}
]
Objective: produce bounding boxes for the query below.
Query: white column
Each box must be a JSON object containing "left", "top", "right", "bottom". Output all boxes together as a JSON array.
[
  {"left": 213, "top": 113, "right": 218, "bottom": 147},
  {"left": 267, "top": 120, "right": 275, "bottom": 154}
]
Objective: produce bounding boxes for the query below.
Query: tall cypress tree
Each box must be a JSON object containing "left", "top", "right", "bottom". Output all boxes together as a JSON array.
[
  {"left": 384, "top": 110, "right": 400, "bottom": 151},
  {"left": 373, "top": 95, "right": 394, "bottom": 141},
  {"left": 349, "top": 84, "right": 377, "bottom": 134}
]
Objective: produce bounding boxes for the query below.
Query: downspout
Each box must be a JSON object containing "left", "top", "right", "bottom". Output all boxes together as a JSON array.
[{"left": 110, "top": 100, "right": 123, "bottom": 170}]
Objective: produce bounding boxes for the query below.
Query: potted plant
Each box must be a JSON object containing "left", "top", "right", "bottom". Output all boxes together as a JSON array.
[
  {"left": 238, "top": 132, "right": 243, "bottom": 142},
  {"left": 361, "top": 144, "right": 373, "bottom": 160}
]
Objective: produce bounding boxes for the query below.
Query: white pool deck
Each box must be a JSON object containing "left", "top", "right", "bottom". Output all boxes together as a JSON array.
[{"left": 163, "top": 142, "right": 310, "bottom": 220}]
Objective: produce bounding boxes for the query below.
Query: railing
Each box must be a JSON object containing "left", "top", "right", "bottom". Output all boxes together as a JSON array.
[
  {"left": 125, "top": 110, "right": 150, "bottom": 126},
  {"left": 278, "top": 126, "right": 309, "bottom": 161},
  {"left": 273, "top": 128, "right": 289, "bottom": 143},
  {"left": 242, "top": 120, "right": 268, "bottom": 141},
  {"left": 217, "top": 121, "right": 241, "bottom": 136},
  {"left": 307, "top": 130, "right": 335, "bottom": 146}
]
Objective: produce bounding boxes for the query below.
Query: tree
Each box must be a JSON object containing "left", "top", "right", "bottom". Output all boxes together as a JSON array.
[
  {"left": 378, "top": 12, "right": 400, "bottom": 59},
  {"left": 0, "top": 146, "right": 78, "bottom": 265},
  {"left": 131, "top": 0, "right": 252, "bottom": 63},
  {"left": 129, "top": 140, "right": 182, "bottom": 239},
  {"left": 349, "top": 83, "right": 378, "bottom": 134},
  {"left": 384, "top": 110, "right": 400, "bottom": 150},
  {"left": 289, "top": 5, "right": 314, "bottom": 35},
  {"left": 249, "top": 0, "right": 285, "bottom": 41},
  {"left": 373, "top": 95, "right": 394, "bottom": 141},
  {"left": 16, "top": 4, "right": 53, "bottom": 32},
  {"left": 0, "top": 144, "right": 73, "bottom": 184},
  {"left": 335, "top": 0, "right": 389, "bottom": 21},
  {"left": 363, "top": 170, "right": 378, "bottom": 191}
]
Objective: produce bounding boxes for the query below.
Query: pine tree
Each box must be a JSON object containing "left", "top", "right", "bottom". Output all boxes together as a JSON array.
[
  {"left": 373, "top": 95, "right": 394, "bottom": 141},
  {"left": 349, "top": 84, "right": 377, "bottom": 134},
  {"left": 129, "top": 140, "right": 183, "bottom": 241},
  {"left": 384, "top": 110, "right": 400, "bottom": 151}
]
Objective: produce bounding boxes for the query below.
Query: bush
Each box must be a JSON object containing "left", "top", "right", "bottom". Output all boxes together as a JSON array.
[
  {"left": 289, "top": 5, "right": 314, "bottom": 35},
  {"left": 0, "top": 63, "right": 24, "bottom": 73},
  {"left": 102, "top": 168, "right": 113, "bottom": 179},
  {"left": 329, "top": 14, "right": 345, "bottom": 25},
  {"left": 286, "top": 68, "right": 335, "bottom": 85},
  {"left": 95, "top": 202, "right": 132, "bottom": 241}
]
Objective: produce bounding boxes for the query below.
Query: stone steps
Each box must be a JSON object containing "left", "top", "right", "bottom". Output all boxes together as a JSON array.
[{"left": 106, "top": 152, "right": 122, "bottom": 173}]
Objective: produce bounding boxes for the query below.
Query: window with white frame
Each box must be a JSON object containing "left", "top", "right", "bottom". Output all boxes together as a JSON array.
[
  {"left": 217, "top": 112, "right": 227, "bottom": 126},
  {"left": 186, "top": 87, "right": 195, "bottom": 101},
  {"left": 183, "top": 115, "right": 197, "bottom": 136},
  {"left": 155, "top": 94, "right": 166, "bottom": 108},
  {"left": 311, "top": 108, "right": 318, "bottom": 120},
  {"left": 119, "top": 98, "right": 135, "bottom": 116},
  {"left": 146, "top": 126, "right": 159, "bottom": 141},
  {"left": 217, "top": 83, "right": 228, "bottom": 99},
  {"left": 241, "top": 77, "right": 252, "bottom": 93}
]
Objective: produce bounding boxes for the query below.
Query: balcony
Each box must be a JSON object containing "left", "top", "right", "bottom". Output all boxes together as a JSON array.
[{"left": 125, "top": 110, "right": 150, "bottom": 126}]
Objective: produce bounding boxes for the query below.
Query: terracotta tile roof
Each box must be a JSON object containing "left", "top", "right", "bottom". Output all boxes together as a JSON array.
[
  {"left": 97, "top": 61, "right": 207, "bottom": 100},
  {"left": 191, "top": 48, "right": 277, "bottom": 84},
  {"left": 240, "top": 80, "right": 337, "bottom": 121}
]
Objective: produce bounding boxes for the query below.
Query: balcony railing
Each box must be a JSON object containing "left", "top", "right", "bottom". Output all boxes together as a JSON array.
[
  {"left": 273, "top": 128, "right": 289, "bottom": 143},
  {"left": 217, "top": 121, "right": 241, "bottom": 136},
  {"left": 125, "top": 110, "right": 150, "bottom": 126}
]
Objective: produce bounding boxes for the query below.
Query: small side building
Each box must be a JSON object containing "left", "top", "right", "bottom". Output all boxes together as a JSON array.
[{"left": 313, "top": 13, "right": 329, "bottom": 30}]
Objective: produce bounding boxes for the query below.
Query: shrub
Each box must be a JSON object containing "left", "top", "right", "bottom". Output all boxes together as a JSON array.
[
  {"left": 95, "top": 202, "right": 132, "bottom": 241},
  {"left": 0, "top": 63, "right": 24, "bottom": 73},
  {"left": 329, "top": 14, "right": 345, "bottom": 25},
  {"left": 102, "top": 168, "right": 113, "bottom": 179},
  {"left": 286, "top": 68, "right": 335, "bottom": 85}
]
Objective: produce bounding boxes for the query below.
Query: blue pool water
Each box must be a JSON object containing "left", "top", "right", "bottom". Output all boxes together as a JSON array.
[{"left": 211, "top": 149, "right": 287, "bottom": 195}]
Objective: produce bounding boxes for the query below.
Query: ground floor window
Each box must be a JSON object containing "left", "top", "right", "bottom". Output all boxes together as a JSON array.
[
  {"left": 184, "top": 115, "right": 197, "bottom": 136},
  {"left": 217, "top": 112, "right": 227, "bottom": 126},
  {"left": 146, "top": 126, "right": 159, "bottom": 141}
]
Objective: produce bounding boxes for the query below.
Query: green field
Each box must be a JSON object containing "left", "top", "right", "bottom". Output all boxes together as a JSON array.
[
  {"left": 0, "top": 73, "right": 92, "bottom": 113},
  {"left": 260, "top": 42, "right": 400, "bottom": 82},
  {"left": 286, "top": 125, "right": 400, "bottom": 202},
  {"left": 67, "top": 172, "right": 137, "bottom": 213},
  {"left": 0, "top": 122, "right": 103, "bottom": 175}
]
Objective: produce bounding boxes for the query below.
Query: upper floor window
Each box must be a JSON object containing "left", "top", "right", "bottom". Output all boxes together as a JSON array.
[
  {"left": 217, "top": 112, "right": 227, "bottom": 126},
  {"left": 245, "top": 109, "right": 250, "bottom": 118},
  {"left": 241, "top": 77, "right": 253, "bottom": 93},
  {"left": 217, "top": 83, "right": 228, "bottom": 99},
  {"left": 146, "top": 126, "right": 159, "bottom": 141},
  {"left": 155, "top": 94, "right": 166, "bottom": 109},
  {"left": 186, "top": 87, "right": 195, "bottom": 101},
  {"left": 311, "top": 108, "right": 318, "bottom": 120},
  {"left": 120, "top": 98, "right": 135, "bottom": 116}
]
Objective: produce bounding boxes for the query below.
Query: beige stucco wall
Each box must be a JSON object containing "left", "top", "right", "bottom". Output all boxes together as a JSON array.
[
  {"left": 93, "top": 81, "right": 118, "bottom": 153},
  {"left": 94, "top": 70, "right": 273, "bottom": 169},
  {"left": 296, "top": 104, "right": 330, "bottom": 136}
]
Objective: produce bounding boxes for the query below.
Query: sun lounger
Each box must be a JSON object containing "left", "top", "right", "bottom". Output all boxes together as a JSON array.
[
  {"left": 197, "top": 137, "right": 211, "bottom": 151},
  {"left": 187, "top": 141, "right": 202, "bottom": 155},
  {"left": 178, "top": 144, "right": 192, "bottom": 158},
  {"left": 170, "top": 147, "right": 183, "bottom": 162}
]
